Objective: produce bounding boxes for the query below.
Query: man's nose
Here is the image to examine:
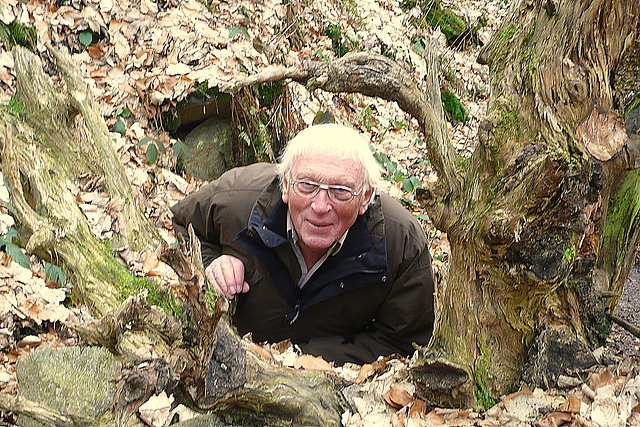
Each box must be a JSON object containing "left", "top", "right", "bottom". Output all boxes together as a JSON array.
[{"left": 310, "top": 188, "right": 332, "bottom": 212}]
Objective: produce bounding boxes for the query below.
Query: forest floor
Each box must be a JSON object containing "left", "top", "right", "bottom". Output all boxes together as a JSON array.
[
  {"left": 1, "top": 0, "right": 640, "bottom": 426},
  {"left": 608, "top": 265, "right": 640, "bottom": 358}
]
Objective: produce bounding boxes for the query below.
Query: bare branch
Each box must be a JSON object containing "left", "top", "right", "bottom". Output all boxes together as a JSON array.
[
  {"left": 219, "top": 48, "right": 462, "bottom": 204},
  {"left": 0, "top": 393, "right": 90, "bottom": 427}
]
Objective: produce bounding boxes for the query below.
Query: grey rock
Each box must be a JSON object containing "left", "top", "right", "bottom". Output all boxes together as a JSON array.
[
  {"left": 181, "top": 117, "right": 234, "bottom": 181},
  {"left": 16, "top": 346, "right": 122, "bottom": 426}
]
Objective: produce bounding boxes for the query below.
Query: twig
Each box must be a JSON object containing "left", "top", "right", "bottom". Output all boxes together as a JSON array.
[{"left": 611, "top": 314, "right": 640, "bottom": 339}]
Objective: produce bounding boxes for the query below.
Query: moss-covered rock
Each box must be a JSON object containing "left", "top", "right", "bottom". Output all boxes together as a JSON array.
[
  {"left": 16, "top": 346, "right": 122, "bottom": 426},
  {"left": 181, "top": 117, "right": 234, "bottom": 181}
]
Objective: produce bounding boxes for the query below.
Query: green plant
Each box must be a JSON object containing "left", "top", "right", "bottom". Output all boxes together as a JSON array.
[
  {"left": 111, "top": 106, "right": 131, "bottom": 136},
  {"left": 78, "top": 28, "right": 95, "bottom": 46},
  {"left": 357, "top": 105, "right": 376, "bottom": 132},
  {"left": 256, "top": 81, "right": 285, "bottom": 107},
  {"left": 229, "top": 25, "right": 250, "bottom": 39},
  {"left": 373, "top": 151, "right": 422, "bottom": 193},
  {"left": 411, "top": 35, "right": 428, "bottom": 57},
  {"left": 0, "top": 19, "right": 36, "bottom": 50},
  {"left": 172, "top": 139, "right": 190, "bottom": 158},
  {"left": 7, "top": 96, "right": 26, "bottom": 116},
  {"left": 45, "top": 262, "right": 66, "bottom": 285},
  {"left": 323, "top": 24, "right": 349, "bottom": 57},
  {"left": 0, "top": 227, "right": 30, "bottom": 268},
  {"left": 314, "top": 48, "right": 331, "bottom": 61},
  {"left": 137, "top": 136, "right": 166, "bottom": 165}
]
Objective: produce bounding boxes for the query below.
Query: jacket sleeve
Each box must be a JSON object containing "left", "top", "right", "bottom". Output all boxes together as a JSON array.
[
  {"left": 171, "top": 182, "right": 224, "bottom": 268},
  {"left": 170, "top": 165, "right": 269, "bottom": 268},
  {"left": 300, "top": 209, "right": 435, "bottom": 365}
]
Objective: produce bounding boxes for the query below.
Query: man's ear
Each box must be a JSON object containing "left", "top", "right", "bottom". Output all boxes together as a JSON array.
[
  {"left": 358, "top": 188, "right": 375, "bottom": 215},
  {"left": 282, "top": 175, "right": 290, "bottom": 204}
]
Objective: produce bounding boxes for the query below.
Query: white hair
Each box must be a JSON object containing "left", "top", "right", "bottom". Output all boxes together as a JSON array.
[{"left": 276, "top": 123, "right": 383, "bottom": 191}]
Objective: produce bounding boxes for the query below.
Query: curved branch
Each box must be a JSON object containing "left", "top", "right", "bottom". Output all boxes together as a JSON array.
[{"left": 220, "top": 47, "right": 462, "bottom": 205}]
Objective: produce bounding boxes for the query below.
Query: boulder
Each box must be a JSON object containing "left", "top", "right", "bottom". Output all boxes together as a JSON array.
[
  {"left": 180, "top": 117, "right": 234, "bottom": 182},
  {"left": 16, "top": 346, "right": 122, "bottom": 426}
]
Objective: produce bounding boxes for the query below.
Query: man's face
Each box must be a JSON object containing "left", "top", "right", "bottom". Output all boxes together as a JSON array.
[{"left": 282, "top": 153, "right": 373, "bottom": 258}]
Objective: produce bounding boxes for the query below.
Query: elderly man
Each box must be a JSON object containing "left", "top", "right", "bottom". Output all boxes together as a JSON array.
[{"left": 171, "top": 123, "right": 434, "bottom": 365}]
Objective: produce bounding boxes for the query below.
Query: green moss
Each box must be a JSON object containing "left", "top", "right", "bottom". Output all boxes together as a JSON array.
[
  {"left": 626, "top": 98, "right": 640, "bottom": 117},
  {"left": 97, "top": 240, "right": 177, "bottom": 314},
  {"left": 563, "top": 245, "right": 576, "bottom": 262},
  {"left": 602, "top": 169, "right": 640, "bottom": 275},
  {"left": 441, "top": 90, "right": 468, "bottom": 125},
  {"left": 499, "top": 23, "right": 519, "bottom": 41},
  {"left": 7, "top": 96, "right": 26, "bottom": 116},
  {"left": 426, "top": 3, "right": 468, "bottom": 42},
  {"left": 406, "top": 0, "right": 483, "bottom": 48},
  {"left": 490, "top": 110, "right": 522, "bottom": 150},
  {"left": 472, "top": 351, "right": 498, "bottom": 411},
  {"left": 0, "top": 19, "right": 37, "bottom": 50}
]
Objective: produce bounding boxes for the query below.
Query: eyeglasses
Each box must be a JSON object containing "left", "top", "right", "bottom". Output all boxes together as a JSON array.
[{"left": 290, "top": 179, "right": 363, "bottom": 203}]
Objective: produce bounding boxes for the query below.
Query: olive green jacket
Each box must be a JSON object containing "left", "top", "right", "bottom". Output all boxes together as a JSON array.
[{"left": 171, "top": 163, "right": 435, "bottom": 365}]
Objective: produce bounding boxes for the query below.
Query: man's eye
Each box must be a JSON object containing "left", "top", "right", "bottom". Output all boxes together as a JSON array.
[
  {"left": 297, "top": 181, "right": 318, "bottom": 193},
  {"left": 331, "top": 187, "right": 351, "bottom": 196},
  {"left": 331, "top": 187, "right": 353, "bottom": 201}
]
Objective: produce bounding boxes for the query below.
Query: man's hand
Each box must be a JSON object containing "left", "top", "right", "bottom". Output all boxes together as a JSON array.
[{"left": 206, "top": 254, "right": 250, "bottom": 299}]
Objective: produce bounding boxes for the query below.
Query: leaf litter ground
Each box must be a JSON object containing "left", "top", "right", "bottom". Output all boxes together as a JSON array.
[{"left": 0, "top": 0, "right": 639, "bottom": 425}]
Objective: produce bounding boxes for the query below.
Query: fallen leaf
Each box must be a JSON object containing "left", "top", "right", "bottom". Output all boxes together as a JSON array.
[
  {"left": 535, "top": 410, "right": 573, "bottom": 427},
  {"left": 356, "top": 363, "right": 376, "bottom": 383},
  {"left": 589, "top": 369, "right": 613, "bottom": 389},
  {"left": 250, "top": 344, "right": 273, "bottom": 362},
  {"left": 294, "top": 354, "right": 333, "bottom": 372},
  {"left": 409, "top": 399, "right": 428, "bottom": 418},
  {"left": 559, "top": 394, "right": 581, "bottom": 413},
  {"left": 628, "top": 412, "right": 640, "bottom": 425},
  {"left": 424, "top": 409, "right": 445, "bottom": 425},
  {"left": 271, "top": 339, "right": 292, "bottom": 354},
  {"left": 138, "top": 391, "right": 174, "bottom": 427},
  {"left": 383, "top": 387, "right": 415, "bottom": 409},
  {"left": 143, "top": 252, "right": 159, "bottom": 275}
]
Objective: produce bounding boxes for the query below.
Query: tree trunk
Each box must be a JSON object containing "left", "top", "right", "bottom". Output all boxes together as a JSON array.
[{"left": 413, "top": 0, "right": 640, "bottom": 407}]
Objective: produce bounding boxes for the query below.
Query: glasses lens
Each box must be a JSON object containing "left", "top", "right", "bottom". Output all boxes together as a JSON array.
[
  {"left": 292, "top": 180, "right": 355, "bottom": 203},
  {"left": 294, "top": 181, "right": 319, "bottom": 196},
  {"left": 330, "top": 187, "right": 354, "bottom": 202}
]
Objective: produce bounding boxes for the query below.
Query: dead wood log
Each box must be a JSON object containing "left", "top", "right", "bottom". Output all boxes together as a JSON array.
[{"left": 0, "top": 394, "right": 85, "bottom": 427}]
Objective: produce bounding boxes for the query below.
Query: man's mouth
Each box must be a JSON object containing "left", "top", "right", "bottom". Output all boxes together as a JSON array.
[{"left": 307, "top": 219, "right": 331, "bottom": 230}]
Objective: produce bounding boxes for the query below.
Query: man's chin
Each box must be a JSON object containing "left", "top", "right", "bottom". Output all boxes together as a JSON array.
[{"left": 299, "top": 236, "right": 336, "bottom": 252}]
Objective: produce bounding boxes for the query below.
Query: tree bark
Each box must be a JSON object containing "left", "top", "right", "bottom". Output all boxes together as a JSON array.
[{"left": 413, "top": 0, "right": 640, "bottom": 406}]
